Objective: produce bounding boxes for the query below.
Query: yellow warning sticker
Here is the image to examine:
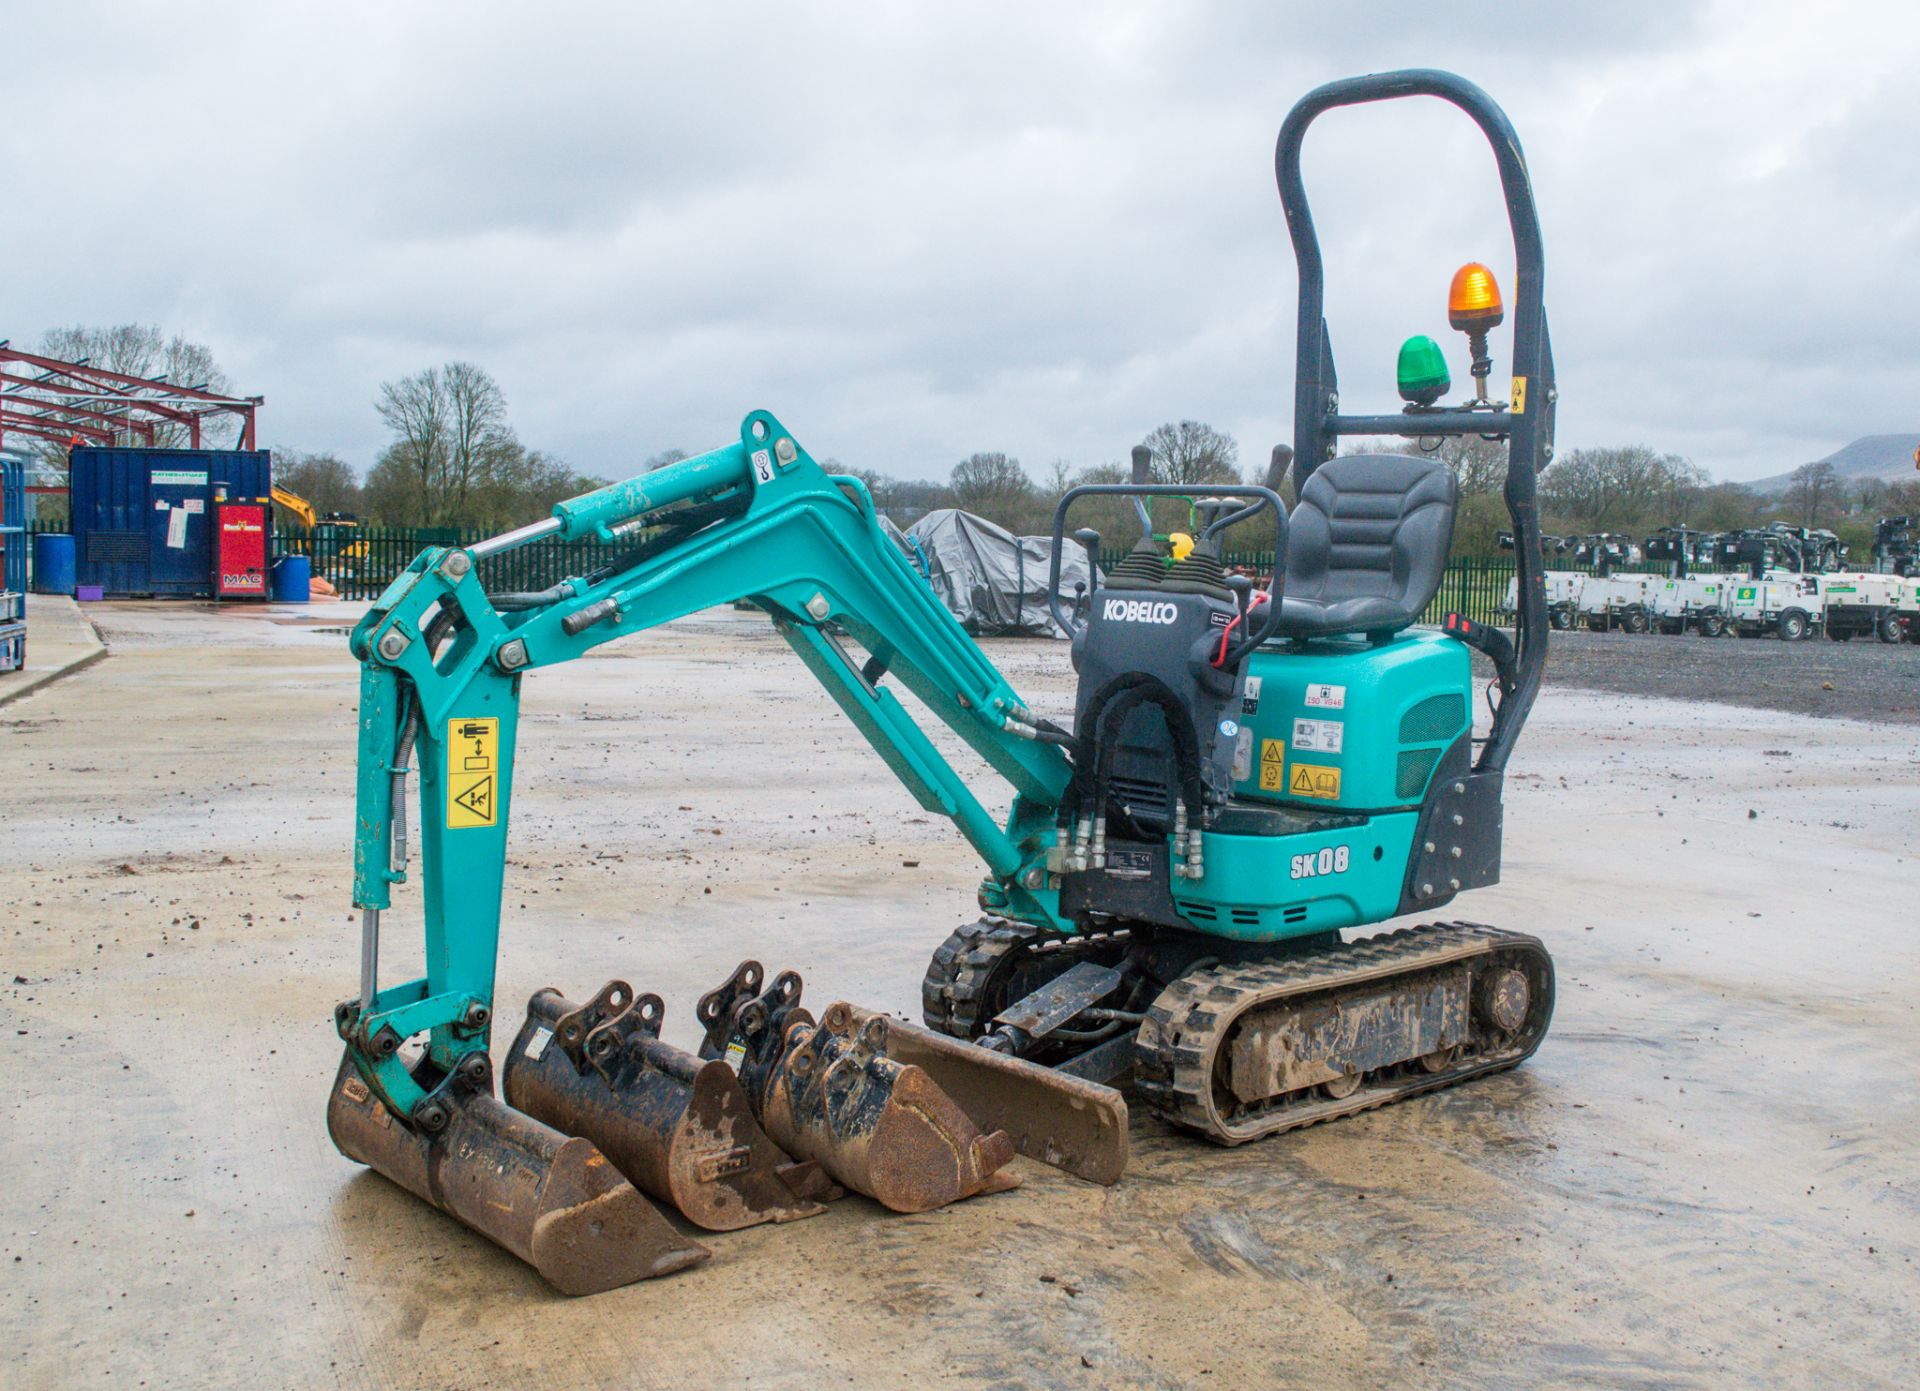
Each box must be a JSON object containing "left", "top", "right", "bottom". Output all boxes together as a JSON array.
[
  {"left": 1510, "top": 375, "right": 1528, "bottom": 415},
  {"left": 446, "top": 717, "right": 499, "bottom": 829},
  {"left": 1288, "top": 761, "right": 1342, "bottom": 801},
  {"left": 1259, "top": 738, "right": 1288, "bottom": 791}
]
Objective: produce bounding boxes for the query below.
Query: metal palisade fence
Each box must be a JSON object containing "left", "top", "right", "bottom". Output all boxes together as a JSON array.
[{"left": 26, "top": 521, "right": 1659, "bottom": 629}]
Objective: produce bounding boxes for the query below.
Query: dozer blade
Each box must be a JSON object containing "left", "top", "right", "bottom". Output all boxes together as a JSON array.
[
  {"left": 502, "top": 981, "right": 833, "bottom": 1232},
  {"left": 700, "top": 963, "right": 1021, "bottom": 1213},
  {"left": 327, "top": 1052, "right": 710, "bottom": 1296},
  {"left": 842, "top": 1006, "right": 1130, "bottom": 1187}
]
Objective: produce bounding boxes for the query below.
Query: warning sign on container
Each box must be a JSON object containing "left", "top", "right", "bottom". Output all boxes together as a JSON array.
[
  {"left": 1288, "top": 762, "right": 1341, "bottom": 800},
  {"left": 1259, "top": 738, "right": 1287, "bottom": 791},
  {"left": 447, "top": 717, "right": 499, "bottom": 828}
]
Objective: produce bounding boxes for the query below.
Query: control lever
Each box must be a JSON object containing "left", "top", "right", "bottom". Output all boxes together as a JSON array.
[
  {"left": 1127, "top": 446, "right": 1154, "bottom": 536},
  {"left": 1264, "top": 443, "right": 1294, "bottom": 495},
  {"left": 1072, "top": 527, "right": 1102, "bottom": 589},
  {"left": 1195, "top": 498, "right": 1238, "bottom": 540},
  {"left": 1225, "top": 572, "right": 1254, "bottom": 620}
]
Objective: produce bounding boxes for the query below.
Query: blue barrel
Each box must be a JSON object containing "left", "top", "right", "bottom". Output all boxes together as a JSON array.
[
  {"left": 271, "top": 555, "right": 311, "bottom": 603},
  {"left": 32, "top": 533, "right": 76, "bottom": 595}
]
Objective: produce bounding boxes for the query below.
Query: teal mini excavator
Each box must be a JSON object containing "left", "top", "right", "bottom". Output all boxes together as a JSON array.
[{"left": 330, "top": 70, "right": 1558, "bottom": 1295}]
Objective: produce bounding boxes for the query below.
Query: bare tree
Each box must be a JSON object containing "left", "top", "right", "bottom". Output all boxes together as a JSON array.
[
  {"left": 1142, "top": 420, "right": 1239, "bottom": 486},
  {"left": 369, "top": 362, "right": 557, "bottom": 527},
  {"left": 1690, "top": 481, "right": 1765, "bottom": 531},
  {"left": 33, "top": 324, "right": 235, "bottom": 453},
  {"left": 1783, "top": 460, "right": 1840, "bottom": 528},
  {"left": 273, "top": 451, "right": 362, "bottom": 517},
  {"left": 375, "top": 367, "right": 450, "bottom": 524},
  {"left": 950, "top": 452, "right": 1034, "bottom": 529},
  {"left": 643, "top": 448, "right": 690, "bottom": 471},
  {"left": 1541, "top": 445, "right": 1700, "bottom": 533}
]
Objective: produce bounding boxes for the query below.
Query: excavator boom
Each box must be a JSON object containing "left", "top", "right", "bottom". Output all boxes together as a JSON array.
[{"left": 333, "top": 410, "right": 1123, "bottom": 1291}]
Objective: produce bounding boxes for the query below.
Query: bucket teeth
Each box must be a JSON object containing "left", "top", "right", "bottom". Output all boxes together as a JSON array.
[
  {"left": 771, "top": 1004, "right": 1021, "bottom": 1213},
  {"left": 706, "top": 965, "right": 1022, "bottom": 1213},
  {"left": 326, "top": 1051, "right": 709, "bottom": 1296},
  {"left": 502, "top": 980, "right": 834, "bottom": 1231}
]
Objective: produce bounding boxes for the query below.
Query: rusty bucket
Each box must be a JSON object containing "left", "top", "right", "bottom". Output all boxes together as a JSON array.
[
  {"left": 326, "top": 1052, "right": 709, "bottom": 1296},
  {"left": 761, "top": 1003, "right": 1021, "bottom": 1213},
  {"left": 698, "top": 963, "right": 1020, "bottom": 1214},
  {"left": 502, "top": 982, "right": 832, "bottom": 1231}
]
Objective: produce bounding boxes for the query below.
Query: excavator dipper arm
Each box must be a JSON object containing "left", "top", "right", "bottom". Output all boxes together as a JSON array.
[{"left": 338, "top": 410, "right": 1075, "bottom": 1127}]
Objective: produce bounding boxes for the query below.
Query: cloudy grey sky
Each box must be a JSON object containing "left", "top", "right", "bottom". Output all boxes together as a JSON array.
[{"left": 8, "top": 1, "right": 1916, "bottom": 485}]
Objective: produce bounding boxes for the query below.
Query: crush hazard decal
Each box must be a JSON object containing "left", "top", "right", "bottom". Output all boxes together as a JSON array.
[
  {"left": 1259, "top": 739, "right": 1287, "bottom": 791},
  {"left": 446, "top": 717, "right": 499, "bottom": 829}
]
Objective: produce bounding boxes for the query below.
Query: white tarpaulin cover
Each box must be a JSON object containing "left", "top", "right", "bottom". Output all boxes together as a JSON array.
[{"left": 904, "top": 508, "right": 1097, "bottom": 638}]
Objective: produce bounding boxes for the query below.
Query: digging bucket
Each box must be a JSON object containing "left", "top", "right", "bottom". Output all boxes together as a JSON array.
[
  {"left": 503, "top": 982, "right": 833, "bottom": 1231},
  {"left": 327, "top": 1051, "right": 710, "bottom": 1295}
]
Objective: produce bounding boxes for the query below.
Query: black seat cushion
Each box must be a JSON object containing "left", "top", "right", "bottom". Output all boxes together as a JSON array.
[{"left": 1273, "top": 453, "right": 1458, "bottom": 639}]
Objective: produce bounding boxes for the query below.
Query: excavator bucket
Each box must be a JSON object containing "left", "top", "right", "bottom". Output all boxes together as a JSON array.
[
  {"left": 698, "top": 963, "right": 1020, "bottom": 1213},
  {"left": 842, "top": 1005, "right": 1130, "bottom": 1186},
  {"left": 502, "top": 981, "right": 835, "bottom": 1231},
  {"left": 327, "top": 1052, "right": 710, "bottom": 1296}
]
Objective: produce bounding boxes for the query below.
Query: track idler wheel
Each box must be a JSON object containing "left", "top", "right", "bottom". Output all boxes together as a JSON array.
[
  {"left": 501, "top": 981, "right": 834, "bottom": 1232},
  {"left": 705, "top": 963, "right": 1021, "bottom": 1213},
  {"left": 326, "top": 1052, "right": 709, "bottom": 1296}
]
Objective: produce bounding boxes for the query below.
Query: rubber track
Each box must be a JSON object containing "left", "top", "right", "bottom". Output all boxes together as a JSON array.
[
  {"left": 1132, "top": 922, "right": 1553, "bottom": 1146},
  {"left": 921, "top": 918, "right": 1128, "bottom": 1039}
]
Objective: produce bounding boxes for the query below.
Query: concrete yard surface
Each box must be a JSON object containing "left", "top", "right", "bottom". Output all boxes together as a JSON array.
[
  {"left": 2, "top": 603, "right": 1917, "bottom": 1390},
  {"left": 0, "top": 595, "right": 106, "bottom": 708}
]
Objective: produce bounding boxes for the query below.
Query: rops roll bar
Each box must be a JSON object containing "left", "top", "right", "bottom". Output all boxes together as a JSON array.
[{"left": 1276, "top": 69, "right": 1556, "bottom": 774}]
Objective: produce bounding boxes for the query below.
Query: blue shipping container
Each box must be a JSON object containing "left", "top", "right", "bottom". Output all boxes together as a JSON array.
[{"left": 69, "top": 448, "right": 273, "bottom": 597}]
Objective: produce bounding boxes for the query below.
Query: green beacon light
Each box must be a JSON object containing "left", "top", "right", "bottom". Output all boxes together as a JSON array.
[{"left": 1396, "top": 334, "right": 1451, "bottom": 407}]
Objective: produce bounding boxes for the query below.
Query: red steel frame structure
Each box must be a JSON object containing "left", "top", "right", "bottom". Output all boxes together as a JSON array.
[{"left": 0, "top": 340, "right": 262, "bottom": 454}]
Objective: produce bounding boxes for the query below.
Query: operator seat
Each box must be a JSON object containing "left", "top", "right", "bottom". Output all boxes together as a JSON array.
[{"left": 1272, "top": 452, "right": 1458, "bottom": 641}]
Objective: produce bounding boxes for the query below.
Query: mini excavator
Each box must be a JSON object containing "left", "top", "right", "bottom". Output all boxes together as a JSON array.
[{"left": 330, "top": 70, "right": 1559, "bottom": 1294}]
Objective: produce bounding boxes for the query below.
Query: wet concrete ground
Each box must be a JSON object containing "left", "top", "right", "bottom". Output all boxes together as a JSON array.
[{"left": 2, "top": 603, "right": 1917, "bottom": 1390}]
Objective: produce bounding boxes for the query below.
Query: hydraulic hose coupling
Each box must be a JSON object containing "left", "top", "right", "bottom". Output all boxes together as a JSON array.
[
  {"left": 1090, "top": 815, "right": 1107, "bottom": 871},
  {"left": 1171, "top": 802, "right": 1191, "bottom": 878},
  {"left": 1068, "top": 815, "right": 1095, "bottom": 874},
  {"left": 562, "top": 597, "right": 620, "bottom": 636}
]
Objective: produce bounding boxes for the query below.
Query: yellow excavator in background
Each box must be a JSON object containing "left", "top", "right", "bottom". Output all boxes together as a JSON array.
[{"left": 271, "top": 484, "right": 366, "bottom": 594}]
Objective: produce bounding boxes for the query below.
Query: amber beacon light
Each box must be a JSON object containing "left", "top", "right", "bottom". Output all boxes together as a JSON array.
[{"left": 1448, "top": 262, "right": 1504, "bottom": 401}]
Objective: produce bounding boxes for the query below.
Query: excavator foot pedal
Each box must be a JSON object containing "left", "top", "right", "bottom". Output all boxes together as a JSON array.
[
  {"left": 502, "top": 981, "right": 836, "bottom": 1232},
  {"left": 326, "top": 1051, "right": 710, "bottom": 1296},
  {"left": 700, "top": 962, "right": 1023, "bottom": 1213}
]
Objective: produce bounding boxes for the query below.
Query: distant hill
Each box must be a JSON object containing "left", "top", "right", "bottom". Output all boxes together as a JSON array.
[{"left": 1747, "top": 434, "right": 1920, "bottom": 495}]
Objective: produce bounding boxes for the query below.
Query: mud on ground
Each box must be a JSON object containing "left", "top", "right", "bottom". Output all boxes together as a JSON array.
[{"left": 2, "top": 603, "right": 1917, "bottom": 1390}]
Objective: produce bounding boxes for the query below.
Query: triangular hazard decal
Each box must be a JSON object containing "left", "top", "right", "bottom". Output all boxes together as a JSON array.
[{"left": 455, "top": 778, "right": 492, "bottom": 819}]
